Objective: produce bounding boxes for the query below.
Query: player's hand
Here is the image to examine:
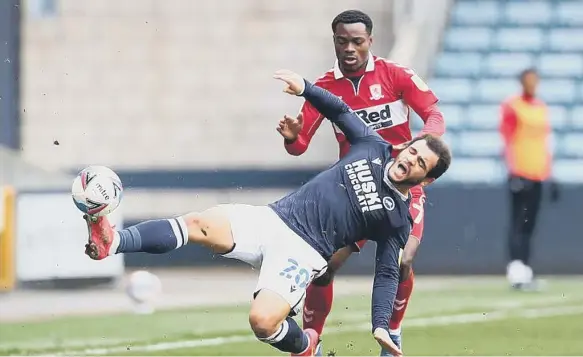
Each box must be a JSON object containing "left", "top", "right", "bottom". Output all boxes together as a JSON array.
[
  {"left": 277, "top": 113, "right": 303, "bottom": 141},
  {"left": 373, "top": 328, "right": 403, "bottom": 357},
  {"left": 273, "top": 69, "right": 306, "bottom": 95}
]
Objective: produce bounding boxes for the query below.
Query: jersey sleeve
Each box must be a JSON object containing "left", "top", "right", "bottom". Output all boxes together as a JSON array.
[
  {"left": 301, "top": 79, "right": 380, "bottom": 144},
  {"left": 390, "top": 63, "right": 445, "bottom": 137},
  {"left": 499, "top": 100, "right": 518, "bottom": 168},
  {"left": 370, "top": 232, "right": 402, "bottom": 332},
  {"left": 284, "top": 96, "right": 325, "bottom": 156}
]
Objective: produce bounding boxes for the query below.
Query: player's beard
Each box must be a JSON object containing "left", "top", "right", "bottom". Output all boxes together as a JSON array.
[{"left": 388, "top": 174, "right": 424, "bottom": 188}]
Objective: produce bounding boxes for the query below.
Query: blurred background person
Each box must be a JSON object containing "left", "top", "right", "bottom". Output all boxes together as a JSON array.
[{"left": 499, "top": 68, "right": 559, "bottom": 291}]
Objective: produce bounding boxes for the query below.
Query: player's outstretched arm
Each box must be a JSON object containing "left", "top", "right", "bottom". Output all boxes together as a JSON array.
[
  {"left": 371, "top": 238, "right": 403, "bottom": 356},
  {"left": 274, "top": 70, "right": 378, "bottom": 144}
]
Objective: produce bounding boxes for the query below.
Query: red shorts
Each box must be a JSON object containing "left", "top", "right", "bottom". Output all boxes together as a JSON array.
[{"left": 353, "top": 185, "right": 426, "bottom": 251}]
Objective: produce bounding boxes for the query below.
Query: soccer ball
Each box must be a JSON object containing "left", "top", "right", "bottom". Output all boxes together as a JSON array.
[
  {"left": 71, "top": 165, "right": 123, "bottom": 216},
  {"left": 126, "top": 270, "right": 162, "bottom": 314}
]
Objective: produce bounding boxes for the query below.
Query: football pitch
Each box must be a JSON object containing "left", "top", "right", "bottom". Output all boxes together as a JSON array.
[{"left": 1, "top": 276, "right": 582, "bottom": 356}]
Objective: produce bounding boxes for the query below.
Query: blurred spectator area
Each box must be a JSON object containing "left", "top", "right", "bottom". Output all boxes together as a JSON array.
[
  {"left": 419, "top": 0, "right": 583, "bottom": 184},
  {"left": 20, "top": 0, "right": 395, "bottom": 171}
]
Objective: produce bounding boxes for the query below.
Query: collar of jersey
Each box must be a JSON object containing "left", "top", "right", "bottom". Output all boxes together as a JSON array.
[
  {"left": 383, "top": 160, "right": 410, "bottom": 202},
  {"left": 333, "top": 52, "right": 375, "bottom": 79}
]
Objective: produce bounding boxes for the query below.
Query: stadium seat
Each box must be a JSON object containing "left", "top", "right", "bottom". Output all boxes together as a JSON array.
[
  {"left": 494, "top": 28, "right": 544, "bottom": 52},
  {"left": 482, "top": 53, "right": 534, "bottom": 77},
  {"left": 450, "top": 1, "right": 501, "bottom": 26},
  {"left": 571, "top": 106, "right": 583, "bottom": 129},
  {"left": 538, "top": 79, "right": 577, "bottom": 105},
  {"left": 538, "top": 54, "right": 583, "bottom": 78},
  {"left": 475, "top": 79, "right": 520, "bottom": 103},
  {"left": 439, "top": 104, "right": 466, "bottom": 129},
  {"left": 467, "top": 104, "right": 499, "bottom": 129},
  {"left": 444, "top": 27, "right": 493, "bottom": 52},
  {"left": 430, "top": 78, "right": 474, "bottom": 104},
  {"left": 547, "top": 106, "right": 569, "bottom": 130},
  {"left": 409, "top": 112, "right": 424, "bottom": 132},
  {"left": 441, "top": 131, "right": 458, "bottom": 154},
  {"left": 434, "top": 52, "right": 482, "bottom": 77},
  {"left": 502, "top": 1, "right": 552, "bottom": 26},
  {"left": 553, "top": 160, "right": 583, "bottom": 184},
  {"left": 441, "top": 158, "right": 504, "bottom": 184},
  {"left": 549, "top": 130, "right": 559, "bottom": 157},
  {"left": 556, "top": 1, "right": 583, "bottom": 26},
  {"left": 561, "top": 133, "right": 583, "bottom": 158},
  {"left": 456, "top": 130, "right": 503, "bottom": 157},
  {"left": 548, "top": 29, "right": 583, "bottom": 52}
]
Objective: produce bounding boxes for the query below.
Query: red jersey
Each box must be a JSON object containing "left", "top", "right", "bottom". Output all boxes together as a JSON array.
[{"left": 285, "top": 54, "right": 444, "bottom": 158}]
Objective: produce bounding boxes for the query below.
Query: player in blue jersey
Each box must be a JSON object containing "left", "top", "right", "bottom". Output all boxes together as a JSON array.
[{"left": 82, "top": 69, "right": 451, "bottom": 357}]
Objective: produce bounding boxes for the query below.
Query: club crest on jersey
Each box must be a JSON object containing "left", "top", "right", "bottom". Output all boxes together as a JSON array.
[
  {"left": 369, "top": 84, "right": 384, "bottom": 100},
  {"left": 383, "top": 196, "right": 395, "bottom": 211},
  {"left": 345, "top": 159, "right": 383, "bottom": 213}
]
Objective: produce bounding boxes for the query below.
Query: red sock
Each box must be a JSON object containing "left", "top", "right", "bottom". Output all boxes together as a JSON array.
[
  {"left": 389, "top": 270, "right": 415, "bottom": 331},
  {"left": 302, "top": 282, "right": 334, "bottom": 335}
]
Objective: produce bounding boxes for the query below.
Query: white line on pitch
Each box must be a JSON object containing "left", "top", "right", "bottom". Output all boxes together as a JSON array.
[{"left": 38, "top": 304, "right": 583, "bottom": 356}]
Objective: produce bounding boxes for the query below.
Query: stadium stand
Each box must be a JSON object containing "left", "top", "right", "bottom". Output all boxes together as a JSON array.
[
  {"left": 424, "top": 0, "right": 583, "bottom": 183},
  {"left": 19, "top": 0, "right": 394, "bottom": 172}
]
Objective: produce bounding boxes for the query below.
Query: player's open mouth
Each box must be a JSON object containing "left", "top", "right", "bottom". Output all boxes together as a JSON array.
[
  {"left": 397, "top": 163, "right": 409, "bottom": 176},
  {"left": 343, "top": 57, "right": 358, "bottom": 65}
]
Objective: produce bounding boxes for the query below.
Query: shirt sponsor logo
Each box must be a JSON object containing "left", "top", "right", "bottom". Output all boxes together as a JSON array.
[{"left": 345, "top": 159, "right": 383, "bottom": 212}]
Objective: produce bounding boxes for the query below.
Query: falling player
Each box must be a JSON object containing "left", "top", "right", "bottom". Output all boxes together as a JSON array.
[
  {"left": 83, "top": 70, "right": 451, "bottom": 357},
  {"left": 277, "top": 10, "right": 446, "bottom": 356}
]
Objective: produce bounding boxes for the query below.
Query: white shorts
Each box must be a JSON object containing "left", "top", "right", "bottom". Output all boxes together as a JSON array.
[{"left": 216, "top": 204, "right": 328, "bottom": 315}]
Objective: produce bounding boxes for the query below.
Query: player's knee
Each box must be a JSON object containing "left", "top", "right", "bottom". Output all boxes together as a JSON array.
[{"left": 248, "top": 309, "right": 281, "bottom": 339}]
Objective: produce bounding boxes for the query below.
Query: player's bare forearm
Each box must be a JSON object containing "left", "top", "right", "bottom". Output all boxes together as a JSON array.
[
  {"left": 399, "top": 236, "right": 420, "bottom": 282},
  {"left": 311, "top": 246, "right": 353, "bottom": 286},
  {"left": 302, "top": 80, "right": 376, "bottom": 142}
]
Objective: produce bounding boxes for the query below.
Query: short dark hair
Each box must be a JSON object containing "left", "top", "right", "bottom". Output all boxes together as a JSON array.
[
  {"left": 408, "top": 134, "right": 452, "bottom": 180},
  {"left": 331, "top": 10, "right": 373, "bottom": 35},
  {"left": 519, "top": 67, "right": 538, "bottom": 81}
]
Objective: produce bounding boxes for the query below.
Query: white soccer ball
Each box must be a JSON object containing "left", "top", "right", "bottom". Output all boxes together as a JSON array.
[
  {"left": 71, "top": 165, "right": 123, "bottom": 217},
  {"left": 126, "top": 270, "right": 162, "bottom": 314}
]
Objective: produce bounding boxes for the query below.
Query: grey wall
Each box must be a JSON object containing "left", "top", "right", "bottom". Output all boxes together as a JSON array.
[
  {"left": 124, "top": 184, "right": 583, "bottom": 275},
  {"left": 0, "top": 0, "right": 20, "bottom": 149}
]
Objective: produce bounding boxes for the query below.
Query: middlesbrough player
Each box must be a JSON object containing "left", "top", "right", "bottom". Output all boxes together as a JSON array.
[{"left": 277, "top": 10, "right": 445, "bottom": 356}]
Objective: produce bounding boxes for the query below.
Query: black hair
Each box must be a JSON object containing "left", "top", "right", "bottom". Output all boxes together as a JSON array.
[
  {"left": 407, "top": 134, "right": 452, "bottom": 180},
  {"left": 331, "top": 10, "right": 373, "bottom": 35},
  {"left": 519, "top": 67, "right": 538, "bottom": 81}
]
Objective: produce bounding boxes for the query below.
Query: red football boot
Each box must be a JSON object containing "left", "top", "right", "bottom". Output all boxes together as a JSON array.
[
  {"left": 83, "top": 214, "right": 115, "bottom": 260},
  {"left": 292, "top": 328, "right": 321, "bottom": 357}
]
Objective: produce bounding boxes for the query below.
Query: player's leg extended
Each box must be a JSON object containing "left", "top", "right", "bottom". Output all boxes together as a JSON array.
[
  {"left": 249, "top": 209, "right": 328, "bottom": 355},
  {"left": 381, "top": 187, "right": 425, "bottom": 356},
  {"left": 84, "top": 206, "right": 236, "bottom": 260}
]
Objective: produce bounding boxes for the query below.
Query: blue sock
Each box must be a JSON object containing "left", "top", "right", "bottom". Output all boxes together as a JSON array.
[
  {"left": 114, "top": 218, "right": 188, "bottom": 254},
  {"left": 260, "top": 317, "right": 309, "bottom": 354}
]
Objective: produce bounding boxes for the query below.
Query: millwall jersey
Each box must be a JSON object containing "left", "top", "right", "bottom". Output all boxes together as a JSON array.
[{"left": 269, "top": 80, "right": 412, "bottom": 332}]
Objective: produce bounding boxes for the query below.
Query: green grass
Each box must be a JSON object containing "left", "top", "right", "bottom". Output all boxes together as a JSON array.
[{"left": 1, "top": 277, "right": 583, "bottom": 356}]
